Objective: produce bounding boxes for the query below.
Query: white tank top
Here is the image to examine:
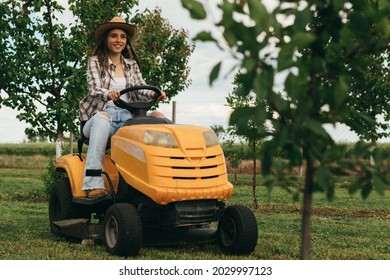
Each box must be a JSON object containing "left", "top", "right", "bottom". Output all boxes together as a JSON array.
[{"left": 106, "top": 77, "right": 127, "bottom": 106}]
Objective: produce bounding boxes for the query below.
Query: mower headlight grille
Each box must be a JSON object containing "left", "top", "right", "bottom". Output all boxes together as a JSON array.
[
  {"left": 144, "top": 130, "right": 178, "bottom": 148},
  {"left": 203, "top": 130, "right": 219, "bottom": 147}
]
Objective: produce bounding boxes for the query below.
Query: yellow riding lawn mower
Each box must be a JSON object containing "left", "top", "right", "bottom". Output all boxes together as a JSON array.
[{"left": 49, "top": 86, "right": 258, "bottom": 257}]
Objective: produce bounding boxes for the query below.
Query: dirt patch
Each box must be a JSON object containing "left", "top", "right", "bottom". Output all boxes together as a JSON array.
[
  {"left": 226, "top": 159, "right": 304, "bottom": 175},
  {"left": 227, "top": 159, "right": 390, "bottom": 177}
]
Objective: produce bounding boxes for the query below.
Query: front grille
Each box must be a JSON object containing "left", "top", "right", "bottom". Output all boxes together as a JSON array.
[
  {"left": 176, "top": 200, "right": 219, "bottom": 224},
  {"left": 201, "top": 175, "right": 219, "bottom": 179},
  {"left": 200, "top": 165, "right": 217, "bottom": 169},
  {"left": 167, "top": 154, "right": 222, "bottom": 180},
  {"left": 149, "top": 151, "right": 228, "bottom": 187},
  {"left": 173, "top": 176, "right": 197, "bottom": 180}
]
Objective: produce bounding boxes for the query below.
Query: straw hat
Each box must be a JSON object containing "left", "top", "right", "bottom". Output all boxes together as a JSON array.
[{"left": 94, "top": 16, "right": 137, "bottom": 43}]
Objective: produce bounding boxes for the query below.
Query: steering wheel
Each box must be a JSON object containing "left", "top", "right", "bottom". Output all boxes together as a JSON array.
[{"left": 115, "top": 85, "right": 162, "bottom": 116}]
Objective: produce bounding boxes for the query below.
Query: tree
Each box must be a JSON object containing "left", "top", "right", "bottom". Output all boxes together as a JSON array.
[
  {"left": 210, "top": 124, "right": 226, "bottom": 141},
  {"left": 182, "top": 0, "right": 389, "bottom": 259},
  {"left": 346, "top": 50, "right": 390, "bottom": 166},
  {"left": 0, "top": 0, "right": 193, "bottom": 157},
  {"left": 226, "top": 91, "right": 268, "bottom": 209},
  {"left": 131, "top": 8, "right": 194, "bottom": 100},
  {"left": 346, "top": 50, "right": 390, "bottom": 143},
  {"left": 222, "top": 138, "right": 244, "bottom": 185},
  {"left": 0, "top": 0, "right": 83, "bottom": 158},
  {"left": 210, "top": 124, "right": 246, "bottom": 185}
]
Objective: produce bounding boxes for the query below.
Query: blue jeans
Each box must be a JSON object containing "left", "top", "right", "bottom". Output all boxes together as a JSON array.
[{"left": 82, "top": 106, "right": 131, "bottom": 191}]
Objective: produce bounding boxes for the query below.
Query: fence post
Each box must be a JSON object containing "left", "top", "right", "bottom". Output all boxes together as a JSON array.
[{"left": 172, "top": 101, "right": 176, "bottom": 124}]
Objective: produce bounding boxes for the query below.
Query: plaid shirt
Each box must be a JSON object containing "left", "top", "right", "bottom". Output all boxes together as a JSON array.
[{"left": 79, "top": 55, "right": 153, "bottom": 121}]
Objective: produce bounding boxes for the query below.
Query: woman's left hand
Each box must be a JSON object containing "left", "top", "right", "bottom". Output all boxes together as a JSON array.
[{"left": 157, "top": 91, "right": 166, "bottom": 102}]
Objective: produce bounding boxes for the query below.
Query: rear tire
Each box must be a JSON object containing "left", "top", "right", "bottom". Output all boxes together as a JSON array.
[
  {"left": 217, "top": 205, "right": 258, "bottom": 255},
  {"left": 104, "top": 203, "right": 142, "bottom": 257},
  {"left": 49, "top": 177, "right": 89, "bottom": 236}
]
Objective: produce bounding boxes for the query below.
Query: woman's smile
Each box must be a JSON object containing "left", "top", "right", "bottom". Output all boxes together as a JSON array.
[{"left": 107, "top": 29, "right": 127, "bottom": 54}]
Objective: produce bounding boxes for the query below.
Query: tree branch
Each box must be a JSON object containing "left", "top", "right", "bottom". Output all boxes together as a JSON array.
[{"left": 26, "top": 110, "right": 56, "bottom": 139}]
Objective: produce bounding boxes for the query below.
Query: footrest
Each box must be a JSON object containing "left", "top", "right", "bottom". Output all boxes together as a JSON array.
[
  {"left": 53, "top": 218, "right": 103, "bottom": 240},
  {"left": 73, "top": 194, "right": 112, "bottom": 205}
]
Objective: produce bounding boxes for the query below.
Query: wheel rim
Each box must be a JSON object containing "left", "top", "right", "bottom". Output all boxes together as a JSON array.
[
  {"left": 219, "top": 216, "right": 237, "bottom": 247},
  {"left": 105, "top": 216, "right": 119, "bottom": 248}
]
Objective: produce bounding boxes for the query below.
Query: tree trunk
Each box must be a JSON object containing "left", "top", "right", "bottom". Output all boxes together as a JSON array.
[
  {"left": 300, "top": 157, "right": 314, "bottom": 259},
  {"left": 299, "top": 148, "right": 303, "bottom": 176},
  {"left": 370, "top": 138, "right": 376, "bottom": 166},
  {"left": 56, "top": 131, "right": 64, "bottom": 160},
  {"left": 252, "top": 140, "right": 258, "bottom": 209}
]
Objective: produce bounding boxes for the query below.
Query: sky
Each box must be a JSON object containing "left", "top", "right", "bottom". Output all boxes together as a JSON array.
[{"left": 0, "top": 0, "right": 366, "bottom": 143}]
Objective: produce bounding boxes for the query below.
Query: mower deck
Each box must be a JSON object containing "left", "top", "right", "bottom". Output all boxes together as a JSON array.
[{"left": 53, "top": 218, "right": 216, "bottom": 246}]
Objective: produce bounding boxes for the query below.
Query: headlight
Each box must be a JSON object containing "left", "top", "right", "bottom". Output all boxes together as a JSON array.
[
  {"left": 144, "top": 130, "right": 178, "bottom": 148},
  {"left": 203, "top": 130, "right": 219, "bottom": 147}
]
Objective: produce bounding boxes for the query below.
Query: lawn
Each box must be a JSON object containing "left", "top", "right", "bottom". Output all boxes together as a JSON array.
[{"left": 0, "top": 162, "right": 389, "bottom": 260}]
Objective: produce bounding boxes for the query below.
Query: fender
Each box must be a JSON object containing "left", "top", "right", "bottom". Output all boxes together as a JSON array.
[{"left": 55, "top": 154, "right": 119, "bottom": 197}]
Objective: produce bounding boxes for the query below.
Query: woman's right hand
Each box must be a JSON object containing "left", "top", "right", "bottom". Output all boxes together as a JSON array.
[{"left": 108, "top": 90, "right": 120, "bottom": 101}]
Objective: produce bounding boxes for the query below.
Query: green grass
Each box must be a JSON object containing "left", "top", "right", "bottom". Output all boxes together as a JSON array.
[
  {"left": 230, "top": 183, "right": 390, "bottom": 259},
  {"left": 0, "top": 155, "right": 52, "bottom": 169},
  {"left": 0, "top": 168, "right": 46, "bottom": 201},
  {"left": 0, "top": 143, "right": 57, "bottom": 156},
  {"left": 0, "top": 187, "right": 388, "bottom": 260},
  {"left": 0, "top": 142, "right": 79, "bottom": 157},
  {"left": 0, "top": 155, "right": 389, "bottom": 260}
]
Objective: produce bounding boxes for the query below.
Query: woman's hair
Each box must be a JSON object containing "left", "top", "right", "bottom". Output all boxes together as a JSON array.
[{"left": 93, "top": 28, "right": 141, "bottom": 78}]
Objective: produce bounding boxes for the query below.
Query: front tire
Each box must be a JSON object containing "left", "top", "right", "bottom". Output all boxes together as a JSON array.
[
  {"left": 104, "top": 203, "right": 142, "bottom": 257},
  {"left": 217, "top": 205, "right": 258, "bottom": 255}
]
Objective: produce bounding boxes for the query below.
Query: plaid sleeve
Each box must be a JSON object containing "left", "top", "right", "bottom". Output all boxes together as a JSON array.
[
  {"left": 87, "top": 57, "right": 110, "bottom": 100},
  {"left": 79, "top": 57, "right": 111, "bottom": 121}
]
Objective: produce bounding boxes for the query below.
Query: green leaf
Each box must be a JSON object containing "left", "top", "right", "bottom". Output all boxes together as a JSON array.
[
  {"left": 193, "top": 31, "right": 217, "bottom": 43},
  {"left": 229, "top": 106, "right": 247, "bottom": 128},
  {"left": 277, "top": 45, "right": 295, "bottom": 71},
  {"left": 348, "top": 177, "right": 364, "bottom": 195},
  {"left": 290, "top": 33, "right": 316, "bottom": 50},
  {"left": 339, "top": 26, "right": 356, "bottom": 54},
  {"left": 261, "top": 141, "right": 274, "bottom": 174},
  {"left": 304, "top": 119, "right": 331, "bottom": 139},
  {"left": 326, "top": 184, "right": 335, "bottom": 201},
  {"left": 315, "top": 166, "right": 333, "bottom": 195},
  {"left": 372, "top": 175, "right": 386, "bottom": 196},
  {"left": 349, "top": 12, "right": 370, "bottom": 41},
  {"left": 361, "top": 182, "right": 373, "bottom": 199},
  {"left": 333, "top": 76, "right": 349, "bottom": 107},
  {"left": 293, "top": 7, "right": 312, "bottom": 32},
  {"left": 254, "top": 65, "right": 274, "bottom": 99},
  {"left": 284, "top": 72, "right": 300, "bottom": 100},
  {"left": 268, "top": 92, "right": 288, "bottom": 113},
  {"left": 222, "top": 28, "right": 237, "bottom": 47},
  {"left": 354, "top": 140, "right": 371, "bottom": 156},
  {"left": 247, "top": 0, "right": 269, "bottom": 30},
  {"left": 181, "top": 0, "right": 207, "bottom": 20},
  {"left": 209, "top": 61, "right": 221, "bottom": 86}
]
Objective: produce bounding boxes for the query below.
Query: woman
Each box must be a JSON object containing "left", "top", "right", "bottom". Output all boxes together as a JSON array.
[{"left": 79, "top": 16, "right": 166, "bottom": 197}]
